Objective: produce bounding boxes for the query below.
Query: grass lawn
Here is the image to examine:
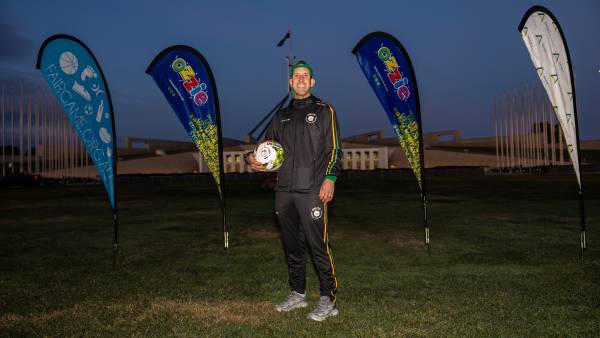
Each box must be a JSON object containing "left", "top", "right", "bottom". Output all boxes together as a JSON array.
[{"left": 1, "top": 174, "right": 599, "bottom": 337}]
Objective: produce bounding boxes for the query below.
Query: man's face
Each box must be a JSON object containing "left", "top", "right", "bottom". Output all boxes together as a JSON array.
[{"left": 289, "top": 67, "right": 315, "bottom": 99}]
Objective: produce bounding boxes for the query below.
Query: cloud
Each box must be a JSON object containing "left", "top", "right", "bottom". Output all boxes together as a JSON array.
[{"left": 0, "top": 14, "right": 34, "bottom": 63}]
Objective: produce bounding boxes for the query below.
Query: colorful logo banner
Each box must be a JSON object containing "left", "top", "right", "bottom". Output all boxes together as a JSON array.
[
  {"left": 146, "top": 46, "right": 224, "bottom": 196},
  {"left": 36, "top": 35, "right": 117, "bottom": 209},
  {"left": 352, "top": 32, "right": 424, "bottom": 188}
]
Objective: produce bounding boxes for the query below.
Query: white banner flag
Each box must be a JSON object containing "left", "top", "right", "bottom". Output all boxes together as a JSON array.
[{"left": 519, "top": 6, "right": 581, "bottom": 187}]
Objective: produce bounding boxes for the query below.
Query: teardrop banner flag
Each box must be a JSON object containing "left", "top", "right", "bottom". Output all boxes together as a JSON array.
[
  {"left": 146, "top": 45, "right": 227, "bottom": 250},
  {"left": 352, "top": 32, "right": 429, "bottom": 247},
  {"left": 518, "top": 6, "right": 587, "bottom": 255},
  {"left": 36, "top": 34, "right": 119, "bottom": 251}
]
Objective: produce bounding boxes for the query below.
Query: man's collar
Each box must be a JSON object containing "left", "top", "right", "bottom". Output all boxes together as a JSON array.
[{"left": 290, "top": 95, "right": 320, "bottom": 106}]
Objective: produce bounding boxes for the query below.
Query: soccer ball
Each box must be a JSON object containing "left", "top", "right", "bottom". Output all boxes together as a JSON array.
[{"left": 254, "top": 140, "right": 284, "bottom": 171}]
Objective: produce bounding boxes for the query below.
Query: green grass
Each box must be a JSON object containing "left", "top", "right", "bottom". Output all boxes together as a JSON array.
[
  {"left": 1, "top": 175, "right": 599, "bottom": 337},
  {"left": 582, "top": 149, "right": 600, "bottom": 164}
]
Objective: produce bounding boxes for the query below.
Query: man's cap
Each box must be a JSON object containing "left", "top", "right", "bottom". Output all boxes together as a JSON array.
[{"left": 289, "top": 60, "right": 313, "bottom": 78}]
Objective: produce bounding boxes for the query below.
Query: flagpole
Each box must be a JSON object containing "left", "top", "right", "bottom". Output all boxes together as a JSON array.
[
  {"left": 58, "top": 103, "right": 62, "bottom": 176},
  {"left": 41, "top": 92, "right": 46, "bottom": 174},
  {"left": 516, "top": 93, "right": 522, "bottom": 169},
  {"left": 527, "top": 85, "right": 533, "bottom": 172},
  {"left": 509, "top": 93, "right": 514, "bottom": 170},
  {"left": 542, "top": 88, "right": 548, "bottom": 166},
  {"left": 531, "top": 88, "right": 540, "bottom": 167},
  {"left": 62, "top": 112, "right": 66, "bottom": 179},
  {"left": 559, "top": 123, "right": 563, "bottom": 163},
  {"left": 494, "top": 97, "right": 499, "bottom": 171},
  {"left": 49, "top": 101, "right": 53, "bottom": 175},
  {"left": 52, "top": 102, "right": 56, "bottom": 175},
  {"left": 34, "top": 88, "right": 39, "bottom": 174},
  {"left": 506, "top": 94, "right": 509, "bottom": 171},
  {"left": 517, "top": 89, "right": 523, "bottom": 169},
  {"left": 523, "top": 88, "right": 528, "bottom": 169},
  {"left": 19, "top": 82, "right": 24, "bottom": 174},
  {"left": 499, "top": 98, "right": 504, "bottom": 170},
  {"left": 550, "top": 97, "right": 556, "bottom": 164},
  {"left": 71, "top": 123, "right": 75, "bottom": 178},
  {"left": 10, "top": 88, "right": 15, "bottom": 175},
  {"left": 515, "top": 90, "right": 520, "bottom": 169},
  {"left": 27, "top": 87, "right": 31, "bottom": 174},
  {"left": 1, "top": 82, "right": 5, "bottom": 177},
  {"left": 534, "top": 88, "right": 541, "bottom": 167},
  {"left": 52, "top": 98, "right": 56, "bottom": 175},
  {"left": 288, "top": 27, "right": 293, "bottom": 92}
]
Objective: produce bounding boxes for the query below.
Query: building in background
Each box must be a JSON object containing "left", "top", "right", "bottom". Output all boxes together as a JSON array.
[{"left": 2, "top": 80, "right": 599, "bottom": 178}]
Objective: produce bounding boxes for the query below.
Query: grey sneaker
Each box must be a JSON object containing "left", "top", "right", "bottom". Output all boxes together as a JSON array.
[
  {"left": 306, "top": 296, "right": 339, "bottom": 321},
  {"left": 275, "top": 291, "right": 307, "bottom": 312}
]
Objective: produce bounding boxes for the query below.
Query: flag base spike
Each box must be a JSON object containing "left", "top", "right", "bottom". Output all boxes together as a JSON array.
[
  {"left": 425, "top": 227, "right": 430, "bottom": 257},
  {"left": 113, "top": 213, "right": 119, "bottom": 270},
  {"left": 580, "top": 231, "right": 586, "bottom": 263},
  {"left": 112, "top": 244, "right": 118, "bottom": 271}
]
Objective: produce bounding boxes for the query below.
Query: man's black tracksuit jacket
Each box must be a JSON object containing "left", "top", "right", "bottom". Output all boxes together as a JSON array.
[{"left": 265, "top": 95, "right": 342, "bottom": 302}]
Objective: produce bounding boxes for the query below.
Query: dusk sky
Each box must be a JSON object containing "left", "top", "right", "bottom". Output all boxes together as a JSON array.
[{"left": 1, "top": 0, "right": 598, "bottom": 144}]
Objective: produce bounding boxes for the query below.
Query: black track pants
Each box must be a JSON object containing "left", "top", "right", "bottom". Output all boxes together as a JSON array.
[{"left": 275, "top": 191, "right": 338, "bottom": 302}]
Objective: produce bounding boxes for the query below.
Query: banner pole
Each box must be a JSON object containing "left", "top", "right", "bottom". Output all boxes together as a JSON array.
[
  {"left": 146, "top": 45, "right": 226, "bottom": 251},
  {"left": 518, "top": 6, "right": 587, "bottom": 257},
  {"left": 570, "top": 68, "right": 586, "bottom": 261},
  {"left": 578, "top": 190, "right": 586, "bottom": 260},
  {"left": 38, "top": 34, "right": 120, "bottom": 262},
  {"left": 351, "top": 32, "right": 429, "bottom": 251},
  {"left": 569, "top": 63, "right": 586, "bottom": 262},
  {"left": 222, "top": 196, "right": 228, "bottom": 251},
  {"left": 214, "top": 128, "right": 227, "bottom": 250},
  {"left": 423, "top": 193, "right": 429, "bottom": 255},
  {"left": 113, "top": 212, "right": 118, "bottom": 270},
  {"left": 419, "top": 109, "right": 429, "bottom": 253}
]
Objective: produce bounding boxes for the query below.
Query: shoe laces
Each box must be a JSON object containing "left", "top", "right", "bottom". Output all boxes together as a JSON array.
[
  {"left": 313, "top": 297, "right": 333, "bottom": 315},
  {"left": 283, "top": 292, "right": 303, "bottom": 305}
]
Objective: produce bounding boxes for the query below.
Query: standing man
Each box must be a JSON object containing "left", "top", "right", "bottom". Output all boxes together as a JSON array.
[{"left": 247, "top": 60, "right": 342, "bottom": 321}]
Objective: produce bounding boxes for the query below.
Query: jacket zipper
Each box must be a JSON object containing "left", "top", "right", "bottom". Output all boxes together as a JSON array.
[{"left": 289, "top": 113, "right": 297, "bottom": 192}]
